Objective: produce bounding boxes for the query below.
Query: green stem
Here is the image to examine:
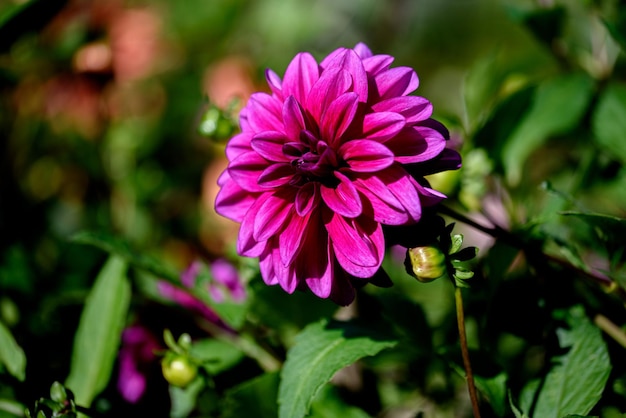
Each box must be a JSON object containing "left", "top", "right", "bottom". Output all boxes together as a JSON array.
[
  {"left": 438, "top": 205, "right": 626, "bottom": 302},
  {"left": 198, "top": 320, "right": 282, "bottom": 372},
  {"left": 455, "top": 286, "right": 481, "bottom": 418}
]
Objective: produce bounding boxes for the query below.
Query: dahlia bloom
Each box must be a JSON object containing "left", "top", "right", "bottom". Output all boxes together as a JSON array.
[{"left": 215, "top": 43, "right": 460, "bottom": 305}]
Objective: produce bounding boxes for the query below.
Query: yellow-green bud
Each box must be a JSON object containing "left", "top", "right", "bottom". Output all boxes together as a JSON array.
[
  {"left": 407, "top": 245, "right": 447, "bottom": 283},
  {"left": 161, "top": 355, "right": 198, "bottom": 388}
]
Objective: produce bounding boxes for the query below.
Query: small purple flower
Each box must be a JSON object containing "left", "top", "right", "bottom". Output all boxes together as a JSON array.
[{"left": 215, "top": 43, "right": 460, "bottom": 305}]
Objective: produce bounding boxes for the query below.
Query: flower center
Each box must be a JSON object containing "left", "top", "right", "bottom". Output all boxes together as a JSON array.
[{"left": 283, "top": 131, "right": 341, "bottom": 187}]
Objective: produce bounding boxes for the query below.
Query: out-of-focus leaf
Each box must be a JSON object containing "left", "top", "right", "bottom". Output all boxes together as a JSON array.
[
  {"left": 560, "top": 212, "right": 626, "bottom": 246},
  {"left": 309, "top": 384, "right": 370, "bottom": 418},
  {"left": 0, "top": 245, "right": 32, "bottom": 294},
  {"left": 521, "top": 6, "right": 566, "bottom": 46},
  {"left": 0, "top": 320, "right": 26, "bottom": 381},
  {"left": 592, "top": 82, "right": 626, "bottom": 165},
  {"left": 0, "top": 0, "right": 67, "bottom": 52},
  {"left": 169, "top": 377, "right": 204, "bottom": 418},
  {"left": 222, "top": 372, "right": 280, "bottom": 418},
  {"left": 603, "top": 8, "right": 626, "bottom": 52},
  {"left": 190, "top": 338, "right": 244, "bottom": 375},
  {"left": 70, "top": 230, "right": 179, "bottom": 283},
  {"left": 65, "top": 256, "right": 131, "bottom": 407},
  {"left": 278, "top": 319, "right": 397, "bottom": 418},
  {"left": 502, "top": 73, "right": 594, "bottom": 185},
  {"left": 463, "top": 53, "right": 506, "bottom": 130},
  {"left": 474, "top": 372, "right": 508, "bottom": 417},
  {"left": 522, "top": 306, "right": 610, "bottom": 417}
]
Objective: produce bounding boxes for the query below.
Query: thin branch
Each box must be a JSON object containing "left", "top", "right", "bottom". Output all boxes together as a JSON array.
[{"left": 455, "top": 286, "right": 481, "bottom": 418}]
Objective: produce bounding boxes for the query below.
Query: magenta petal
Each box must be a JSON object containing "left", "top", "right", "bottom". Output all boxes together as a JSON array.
[
  {"left": 353, "top": 42, "right": 373, "bottom": 59},
  {"left": 307, "top": 68, "right": 352, "bottom": 122},
  {"left": 304, "top": 245, "right": 333, "bottom": 298},
  {"left": 372, "top": 96, "right": 433, "bottom": 124},
  {"left": 295, "top": 182, "right": 320, "bottom": 216},
  {"left": 258, "top": 163, "right": 295, "bottom": 187},
  {"left": 352, "top": 174, "right": 409, "bottom": 225},
  {"left": 214, "top": 171, "right": 257, "bottom": 222},
  {"left": 362, "top": 112, "right": 405, "bottom": 142},
  {"left": 246, "top": 93, "right": 283, "bottom": 132},
  {"left": 279, "top": 210, "right": 311, "bottom": 266},
  {"left": 378, "top": 165, "right": 422, "bottom": 223},
  {"left": 320, "top": 48, "right": 368, "bottom": 102},
  {"left": 265, "top": 69, "right": 283, "bottom": 99},
  {"left": 253, "top": 190, "right": 296, "bottom": 241},
  {"left": 374, "top": 67, "right": 419, "bottom": 99},
  {"left": 339, "top": 139, "right": 394, "bottom": 172},
  {"left": 225, "top": 132, "right": 253, "bottom": 161},
  {"left": 272, "top": 244, "right": 298, "bottom": 293},
  {"left": 228, "top": 151, "right": 269, "bottom": 192},
  {"left": 362, "top": 54, "right": 394, "bottom": 76},
  {"left": 413, "top": 178, "right": 447, "bottom": 207},
  {"left": 282, "top": 96, "right": 307, "bottom": 141},
  {"left": 282, "top": 52, "right": 320, "bottom": 104},
  {"left": 320, "top": 92, "right": 359, "bottom": 147},
  {"left": 237, "top": 193, "right": 271, "bottom": 257},
  {"left": 327, "top": 213, "right": 383, "bottom": 275},
  {"left": 385, "top": 126, "right": 446, "bottom": 164},
  {"left": 259, "top": 246, "right": 279, "bottom": 286},
  {"left": 320, "top": 171, "right": 362, "bottom": 218},
  {"left": 250, "top": 131, "right": 290, "bottom": 162}
]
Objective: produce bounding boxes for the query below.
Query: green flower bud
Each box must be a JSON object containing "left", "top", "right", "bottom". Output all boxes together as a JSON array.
[
  {"left": 161, "top": 355, "right": 198, "bottom": 388},
  {"left": 406, "top": 245, "right": 448, "bottom": 283}
]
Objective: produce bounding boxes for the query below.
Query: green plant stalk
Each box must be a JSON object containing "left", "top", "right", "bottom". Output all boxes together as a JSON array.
[
  {"left": 198, "top": 319, "right": 281, "bottom": 372},
  {"left": 455, "top": 286, "right": 481, "bottom": 418}
]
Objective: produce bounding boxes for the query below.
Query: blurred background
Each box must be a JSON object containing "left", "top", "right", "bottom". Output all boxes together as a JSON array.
[{"left": 1, "top": 0, "right": 625, "bottom": 416}]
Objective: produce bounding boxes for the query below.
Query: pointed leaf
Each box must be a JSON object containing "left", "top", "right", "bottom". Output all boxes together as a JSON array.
[
  {"left": 502, "top": 73, "right": 594, "bottom": 185},
  {"left": 0, "top": 320, "right": 26, "bottom": 381},
  {"left": 65, "top": 255, "right": 131, "bottom": 407},
  {"left": 278, "top": 319, "right": 396, "bottom": 418},
  {"left": 592, "top": 82, "right": 626, "bottom": 165},
  {"left": 525, "top": 306, "right": 610, "bottom": 418}
]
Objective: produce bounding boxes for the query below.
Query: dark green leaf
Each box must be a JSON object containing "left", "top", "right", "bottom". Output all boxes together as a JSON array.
[
  {"left": 524, "top": 306, "right": 611, "bottom": 417},
  {"left": 222, "top": 372, "right": 280, "bottom": 418},
  {"left": 603, "top": 8, "right": 626, "bottom": 52},
  {"left": 65, "top": 256, "right": 131, "bottom": 407},
  {"left": 592, "top": 82, "right": 626, "bottom": 164},
  {"left": 309, "top": 385, "right": 370, "bottom": 418},
  {"left": 278, "top": 319, "right": 397, "bottom": 418},
  {"left": 0, "top": 320, "right": 26, "bottom": 381}
]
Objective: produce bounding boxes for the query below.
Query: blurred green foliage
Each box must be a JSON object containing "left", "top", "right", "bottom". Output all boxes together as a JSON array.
[{"left": 1, "top": 0, "right": 626, "bottom": 417}]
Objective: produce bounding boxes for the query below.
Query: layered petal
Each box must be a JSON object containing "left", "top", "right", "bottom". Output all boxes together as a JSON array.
[{"left": 339, "top": 139, "right": 395, "bottom": 173}]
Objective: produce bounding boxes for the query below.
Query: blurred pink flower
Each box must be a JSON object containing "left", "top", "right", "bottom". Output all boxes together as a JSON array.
[
  {"left": 156, "top": 259, "right": 245, "bottom": 329},
  {"left": 118, "top": 259, "right": 245, "bottom": 402},
  {"left": 215, "top": 43, "right": 460, "bottom": 305},
  {"left": 117, "top": 324, "right": 160, "bottom": 404}
]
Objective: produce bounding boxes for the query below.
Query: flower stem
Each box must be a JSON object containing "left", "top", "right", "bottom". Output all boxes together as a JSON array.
[
  {"left": 198, "top": 320, "right": 282, "bottom": 372},
  {"left": 455, "top": 286, "right": 481, "bottom": 418}
]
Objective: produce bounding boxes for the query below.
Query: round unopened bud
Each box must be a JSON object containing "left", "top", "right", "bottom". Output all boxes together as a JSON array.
[
  {"left": 406, "top": 245, "right": 447, "bottom": 283},
  {"left": 161, "top": 355, "right": 198, "bottom": 388}
]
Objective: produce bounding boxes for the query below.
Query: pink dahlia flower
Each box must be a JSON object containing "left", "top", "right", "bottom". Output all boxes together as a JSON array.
[{"left": 215, "top": 43, "right": 460, "bottom": 305}]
